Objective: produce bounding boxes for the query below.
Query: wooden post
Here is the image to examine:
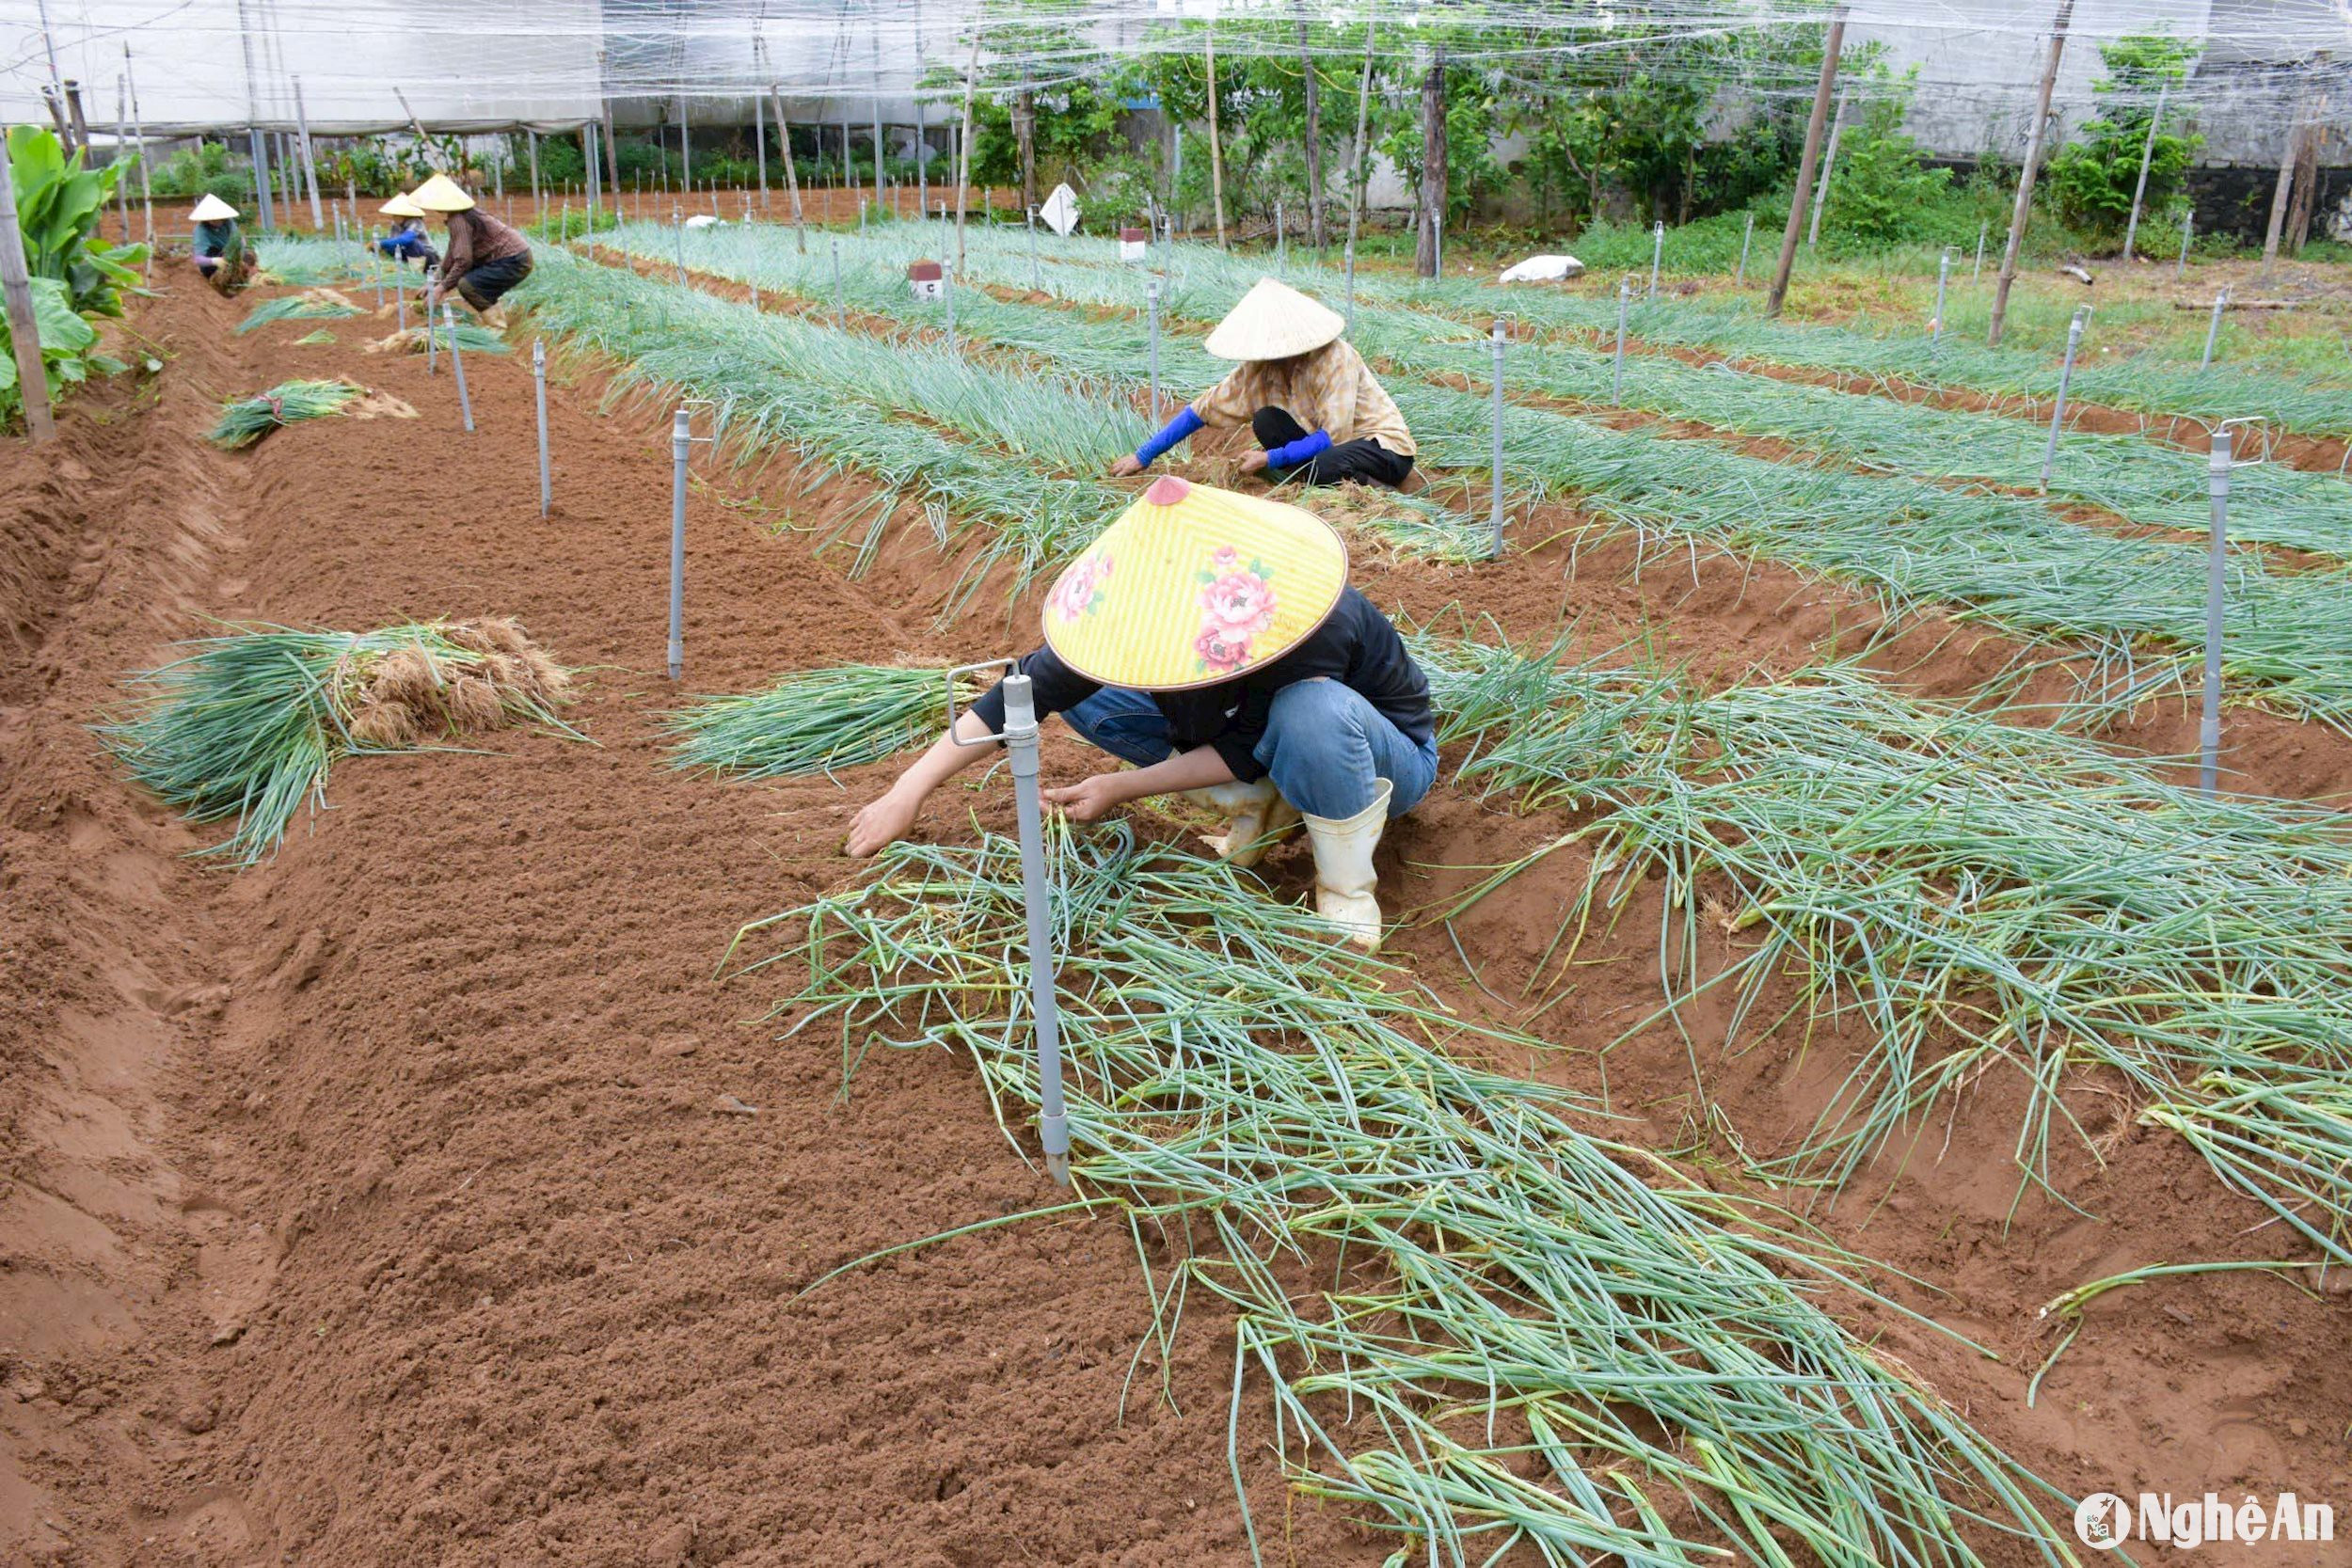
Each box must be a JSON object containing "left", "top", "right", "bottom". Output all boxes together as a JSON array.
[
  {"left": 393, "top": 87, "right": 434, "bottom": 165},
  {"left": 754, "top": 79, "right": 769, "bottom": 207},
  {"left": 1416, "top": 45, "right": 1446, "bottom": 276},
  {"left": 2260, "top": 112, "right": 2301, "bottom": 281},
  {"left": 1766, "top": 5, "right": 1847, "bottom": 317},
  {"left": 113, "top": 77, "right": 131, "bottom": 244},
  {"left": 598, "top": 47, "right": 623, "bottom": 200},
  {"left": 1806, "top": 89, "right": 1850, "bottom": 246},
  {"left": 1988, "top": 0, "right": 2076, "bottom": 348},
  {"left": 1206, "top": 24, "right": 1228, "bottom": 250},
  {"left": 2286, "top": 94, "right": 2327, "bottom": 252},
  {"left": 0, "top": 148, "right": 57, "bottom": 441},
  {"left": 955, "top": 34, "right": 980, "bottom": 270},
  {"left": 528, "top": 130, "right": 542, "bottom": 214},
  {"left": 771, "top": 87, "right": 806, "bottom": 252},
  {"left": 2121, "top": 80, "right": 2168, "bottom": 261}
]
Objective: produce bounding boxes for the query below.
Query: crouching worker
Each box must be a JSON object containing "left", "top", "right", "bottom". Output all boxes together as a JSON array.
[
  {"left": 409, "top": 173, "right": 533, "bottom": 325},
  {"left": 188, "top": 194, "right": 243, "bottom": 282},
  {"left": 373, "top": 192, "right": 438, "bottom": 270},
  {"left": 846, "top": 475, "right": 1437, "bottom": 950},
  {"left": 1110, "top": 277, "right": 1417, "bottom": 491}
]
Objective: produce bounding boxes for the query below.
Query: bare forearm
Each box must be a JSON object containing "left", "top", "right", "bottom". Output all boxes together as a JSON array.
[
  {"left": 1110, "top": 744, "right": 1234, "bottom": 801},
  {"left": 891, "top": 708, "right": 998, "bottom": 801}
]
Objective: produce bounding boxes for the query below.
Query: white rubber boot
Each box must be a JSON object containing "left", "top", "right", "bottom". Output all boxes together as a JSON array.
[
  {"left": 1302, "top": 781, "right": 1392, "bottom": 951},
  {"left": 1183, "top": 779, "right": 1302, "bottom": 869}
]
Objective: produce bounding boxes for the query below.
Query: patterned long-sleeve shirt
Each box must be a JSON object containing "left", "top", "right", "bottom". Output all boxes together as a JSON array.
[{"left": 1188, "top": 338, "right": 1416, "bottom": 457}]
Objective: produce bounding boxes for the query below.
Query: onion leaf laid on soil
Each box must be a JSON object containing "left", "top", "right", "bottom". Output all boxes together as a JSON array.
[
  {"left": 666, "top": 662, "right": 975, "bottom": 780},
  {"left": 206, "top": 378, "right": 362, "bottom": 448},
  {"left": 237, "top": 291, "right": 362, "bottom": 334},
  {"left": 735, "top": 820, "right": 2080, "bottom": 1567},
  {"left": 99, "top": 619, "right": 577, "bottom": 865}
]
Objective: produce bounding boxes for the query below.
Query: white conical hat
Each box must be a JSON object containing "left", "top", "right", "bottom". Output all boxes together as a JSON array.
[
  {"left": 1202, "top": 277, "right": 1346, "bottom": 361},
  {"left": 409, "top": 172, "right": 476, "bottom": 213},
  {"left": 188, "top": 193, "right": 238, "bottom": 222},
  {"left": 380, "top": 192, "right": 425, "bottom": 218}
]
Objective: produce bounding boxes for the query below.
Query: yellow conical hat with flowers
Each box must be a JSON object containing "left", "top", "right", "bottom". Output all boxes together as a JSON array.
[{"left": 1041, "top": 476, "right": 1347, "bottom": 690}]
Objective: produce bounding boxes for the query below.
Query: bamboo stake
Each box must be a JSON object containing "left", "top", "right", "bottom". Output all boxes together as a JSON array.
[
  {"left": 1766, "top": 4, "right": 1847, "bottom": 317},
  {"left": 293, "top": 76, "right": 324, "bottom": 229},
  {"left": 0, "top": 148, "right": 56, "bottom": 440},
  {"left": 772, "top": 86, "right": 806, "bottom": 253},
  {"left": 123, "top": 44, "right": 152, "bottom": 252},
  {"left": 1344, "top": 8, "right": 1376, "bottom": 274},
  {"left": 1806, "top": 89, "right": 1850, "bottom": 246},
  {"left": 2260, "top": 94, "right": 2309, "bottom": 282},
  {"left": 2121, "top": 81, "right": 2168, "bottom": 261},
  {"left": 1988, "top": 0, "right": 2075, "bottom": 348}
]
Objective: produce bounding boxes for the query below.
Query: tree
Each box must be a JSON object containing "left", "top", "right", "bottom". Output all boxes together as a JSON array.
[{"left": 2045, "top": 33, "right": 2201, "bottom": 244}]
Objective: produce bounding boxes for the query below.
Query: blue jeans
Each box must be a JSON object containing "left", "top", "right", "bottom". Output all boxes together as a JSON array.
[{"left": 1062, "top": 679, "right": 1438, "bottom": 821}]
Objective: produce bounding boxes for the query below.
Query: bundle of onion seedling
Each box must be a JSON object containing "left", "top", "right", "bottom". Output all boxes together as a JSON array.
[
  {"left": 207, "top": 378, "right": 362, "bottom": 448},
  {"left": 366, "top": 320, "right": 512, "bottom": 356},
  {"left": 667, "top": 662, "right": 972, "bottom": 779},
  {"left": 237, "top": 291, "right": 363, "bottom": 334},
  {"left": 1419, "top": 632, "right": 2352, "bottom": 1261},
  {"left": 739, "top": 820, "right": 2076, "bottom": 1566},
  {"left": 100, "top": 619, "right": 576, "bottom": 864},
  {"left": 293, "top": 327, "right": 337, "bottom": 346}
]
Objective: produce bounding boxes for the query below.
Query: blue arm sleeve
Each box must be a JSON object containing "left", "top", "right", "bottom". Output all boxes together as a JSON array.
[
  {"left": 1134, "top": 405, "right": 1204, "bottom": 467},
  {"left": 1268, "top": 429, "right": 1334, "bottom": 468}
]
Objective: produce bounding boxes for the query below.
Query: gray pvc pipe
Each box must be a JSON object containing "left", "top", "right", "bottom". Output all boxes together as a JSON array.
[
  {"left": 2200, "top": 428, "right": 2232, "bottom": 795},
  {"left": 1612, "top": 279, "right": 1629, "bottom": 404},
  {"left": 944, "top": 261, "right": 957, "bottom": 355},
  {"left": 1647, "top": 220, "right": 1662, "bottom": 298},
  {"left": 1146, "top": 276, "right": 1162, "bottom": 423},
  {"left": 424, "top": 266, "right": 437, "bottom": 373},
  {"left": 1488, "top": 317, "right": 1506, "bottom": 560},
  {"left": 2039, "top": 309, "right": 2086, "bottom": 489},
  {"left": 831, "top": 237, "right": 844, "bottom": 329},
  {"left": 444, "top": 304, "right": 473, "bottom": 434},
  {"left": 1736, "top": 213, "right": 1753, "bottom": 287},
  {"left": 668, "top": 409, "right": 689, "bottom": 681},
  {"left": 533, "top": 340, "right": 551, "bottom": 516},
  {"left": 1931, "top": 250, "right": 1949, "bottom": 347},
  {"left": 1000, "top": 673, "right": 1071, "bottom": 1185},
  {"left": 2201, "top": 289, "right": 2228, "bottom": 370}
]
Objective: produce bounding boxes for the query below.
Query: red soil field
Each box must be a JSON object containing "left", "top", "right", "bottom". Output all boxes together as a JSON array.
[{"left": 2, "top": 265, "right": 2345, "bottom": 1565}]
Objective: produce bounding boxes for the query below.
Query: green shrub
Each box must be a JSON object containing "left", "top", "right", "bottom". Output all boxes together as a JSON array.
[
  {"left": 8, "top": 126, "right": 146, "bottom": 317},
  {"left": 2046, "top": 35, "right": 2202, "bottom": 245}
]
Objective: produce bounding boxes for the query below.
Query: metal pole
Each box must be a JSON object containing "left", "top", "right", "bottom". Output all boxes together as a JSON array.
[
  {"left": 1612, "top": 278, "right": 1629, "bottom": 403},
  {"left": 0, "top": 147, "right": 57, "bottom": 440},
  {"left": 832, "top": 237, "right": 844, "bottom": 329},
  {"left": 396, "top": 266, "right": 407, "bottom": 333},
  {"left": 2039, "top": 307, "right": 2087, "bottom": 488},
  {"left": 2199, "top": 427, "right": 2231, "bottom": 796},
  {"left": 1931, "top": 249, "right": 1950, "bottom": 346},
  {"left": 124, "top": 44, "right": 152, "bottom": 252},
  {"left": 2177, "top": 205, "right": 2194, "bottom": 279},
  {"left": 1147, "top": 276, "right": 1162, "bottom": 422},
  {"left": 2121, "top": 81, "right": 2169, "bottom": 261},
  {"left": 1026, "top": 205, "right": 1040, "bottom": 292},
  {"left": 1488, "top": 318, "right": 1506, "bottom": 559},
  {"left": 292, "top": 77, "right": 324, "bottom": 229},
  {"left": 1647, "top": 220, "right": 1662, "bottom": 297},
  {"left": 668, "top": 409, "right": 690, "bottom": 681},
  {"left": 528, "top": 128, "right": 541, "bottom": 213},
  {"left": 1974, "top": 220, "right": 1988, "bottom": 281},
  {"left": 1809, "top": 90, "right": 1850, "bottom": 247},
  {"left": 754, "top": 79, "right": 768, "bottom": 206},
  {"left": 1433, "top": 209, "right": 1443, "bottom": 277},
  {"left": 2201, "top": 287, "right": 2228, "bottom": 370},
  {"left": 999, "top": 672, "right": 1072, "bottom": 1187},
  {"left": 533, "top": 340, "right": 551, "bottom": 516},
  {"left": 113, "top": 78, "right": 130, "bottom": 244},
  {"left": 247, "top": 126, "right": 276, "bottom": 230},
  {"left": 1736, "top": 213, "right": 1754, "bottom": 286},
  {"left": 444, "top": 303, "right": 474, "bottom": 434},
  {"left": 424, "top": 265, "right": 437, "bottom": 372},
  {"left": 1275, "top": 199, "right": 1285, "bottom": 272},
  {"left": 674, "top": 205, "right": 685, "bottom": 285},
  {"left": 944, "top": 261, "right": 957, "bottom": 355}
]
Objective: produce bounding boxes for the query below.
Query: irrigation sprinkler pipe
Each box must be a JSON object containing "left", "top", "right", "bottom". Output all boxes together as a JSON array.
[
  {"left": 443, "top": 304, "right": 474, "bottom": 434},
  {"left": 2177, "top": 207, "right": 2194, "bottom": 279},
  {"left": 533, "top": 340, "right": 551, "bottom": 516},
  {"left": 1489, "top": 318, "right": 1506, "bottom": 559},
  {"left": 944, "top": 261, "right": 957, "bottom": 356},
  {"left": 1612, "top": 278, "right": 1630, "bottom": 403},
  {"left": 1146, "top": 276, "right": 1162, "bottom": 422},
  {"left": 1975, "top": 220, "right": 1987, "bottom": 281},
  {"left": 668, "top": 408, "right": 691, "bottom": 681},
  {"left": 673, "top": 207, "right": 685, "bottom": 285},
  {"left": 1647, "top": 221, "right": 1662, "bottom": 297},
  {"left": 832, "top": 237, "right": 845, "bottom": 329},
  {"left": 2039, "top": 306, "right": 2088, "bottom": 489},
  {"left": 2200, "top": 426, "right": 2233, "bottom": 794},
  {"left": 424, "top": 267, "right": 437, "bottom": 372},
  {"left": 1736, "top": 213, "right": 1753, "bottom": 286},
  {"left": 2201, "top": 287, "right": 2229, "bottom": 370},
  {"left": 1433, "top": 210, "right": 1442, "bottom": 277},
  {"left": 1025, "top": 205, "right": 1040, "bottom": 293},
  {"left": 1931, "top": 249, "right": 1950, "bottom": 347},
  {"left": 1276, "top": 200, "right": 1285, "bottom": 273},
  {"left": 1343, "top": 240, "right": 1356, "bottom": 326},
  {"left": 949, "top": 661, "right": 1071, "bottom": 1187}
]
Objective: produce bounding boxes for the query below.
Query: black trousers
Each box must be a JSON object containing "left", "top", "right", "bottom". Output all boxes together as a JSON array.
[
  {"left": 454, "top": 252, "right": 533, "bottom": 311},
  {"left": 1251, "top": 406, "right": 1414, "bottom": 489}
]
